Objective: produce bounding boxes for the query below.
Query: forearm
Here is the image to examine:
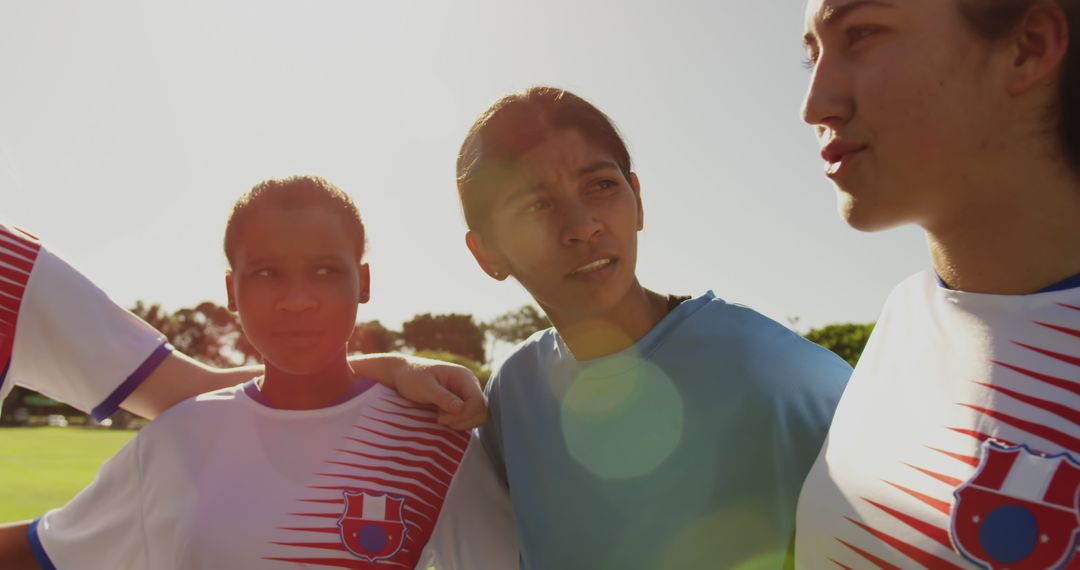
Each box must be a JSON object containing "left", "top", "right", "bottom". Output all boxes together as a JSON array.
[
  {"left": 119, "top": 351, "right": 483, "bottom": 428},
  {"left": 348, "top": 353, "right": 409, "bottom": 387},
  {"left": 119, "top": 351, "right": 261, "bottom": 420},
  {"left": 0, "top": 521, "right": 38, "bottom": 570},
  {"left": 119, "top": 352, "right": 410, "bottom": 419}
]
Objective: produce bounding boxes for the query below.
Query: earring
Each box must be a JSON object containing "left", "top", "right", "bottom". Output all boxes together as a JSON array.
[{"left": 492, "top": 271, "right": 501, "bottom": 278}]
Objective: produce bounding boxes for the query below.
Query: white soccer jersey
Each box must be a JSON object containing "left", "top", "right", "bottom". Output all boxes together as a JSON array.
[
  {"left": 0, "top": 223, "right": 170, "bottom": 420},
  {"left": 32, "top": 381, "right": 518, "bottom": 570},
  {"left": 796, "top": 271, "right": 1080, "bottom": 570}
]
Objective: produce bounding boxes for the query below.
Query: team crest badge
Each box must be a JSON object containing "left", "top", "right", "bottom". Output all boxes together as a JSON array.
[
  {"left": 951, "top": 441, "right": 1080, "bottom": 569},
  {"left": 338, "top": 491, "right": 409, "bottom": 562}
]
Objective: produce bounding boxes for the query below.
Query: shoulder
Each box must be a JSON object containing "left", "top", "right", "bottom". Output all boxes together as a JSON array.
[
  {"left": 880, "top": 270, "right": 937, "bottom": 311},
  {"left": 139, "top": 383, "right": 248, "bottom": 439},
  {"left": 674, "top": 293, "right": 851, "bottom": 399},
  {"left": 486, "top": 328, "right": 558, "bottom": 391}
]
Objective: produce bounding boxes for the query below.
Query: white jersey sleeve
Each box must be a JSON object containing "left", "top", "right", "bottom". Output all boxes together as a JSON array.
[
  {"left": 0, "top": 224, "right": 171, "bottom": 421},
  {"left": 31, "top": 436, "right": 149, "bottom": 570},
  {"left": 419, "top": 432, "right": 519, "bottom": 570}
]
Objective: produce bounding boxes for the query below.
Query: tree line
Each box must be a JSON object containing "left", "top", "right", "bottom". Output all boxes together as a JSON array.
[{"left": 1, "top": 302, "right": 873, "bottom": 425}]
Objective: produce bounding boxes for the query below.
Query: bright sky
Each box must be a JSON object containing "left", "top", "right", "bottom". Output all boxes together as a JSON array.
[{"left": 1, "top": 0, "right": 928, "bottom": 344}]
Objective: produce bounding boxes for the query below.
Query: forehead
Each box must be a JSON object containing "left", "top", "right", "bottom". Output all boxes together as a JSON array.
[
  {"left": 233, "top": 206, "right": 354, "bottom": 261},
  {"left": 515, "top": 129, "right": 616, "bottom": 178},
  {"left": 804, "top": 0, "right": 900, "bottom": 34}
]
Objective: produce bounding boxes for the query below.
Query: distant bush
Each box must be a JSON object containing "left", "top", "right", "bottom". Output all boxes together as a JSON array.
[
  {"left": 414, "top": 350, "right": 492, "bottom": 387},
  {"left": 804, "top": 322, "right": 876, "bottom": 367}
]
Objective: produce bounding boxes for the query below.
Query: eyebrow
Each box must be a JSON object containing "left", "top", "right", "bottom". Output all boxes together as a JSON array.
[
  {"left": 495, "top": 159, "right": 624, "bottom": 209},
  {"left": 244, "top": 255, "right": 279, "bottom": 265},
  {"left": 578, "top": 160, "right": 621, "bottom": 176},
  {"left": 804, "top": 0, "right": 894, "bottom": 47}
]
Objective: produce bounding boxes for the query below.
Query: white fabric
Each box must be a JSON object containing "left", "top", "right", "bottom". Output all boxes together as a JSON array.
[
  {"left": 0, "top": 223, "right": 166, "bottom": 417},
  {"left": 795, "top": 271, "right": 1080, "bottom": 568},
  {"left": 36, "top": 382, "right": 518, "bottom": 570}
]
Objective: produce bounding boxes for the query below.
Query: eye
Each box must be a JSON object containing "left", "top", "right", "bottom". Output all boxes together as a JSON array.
[
  {"left": 589, "top": 179, "right": 618, "bottom": 193},
  {"left": 846, "top": 25, "right": 882, "bottom": 47},
  {"left": 802, "top": 37, "right": 820, "bottom": 70},
  {"left": 523, "top": 198, "right": 551, "bottom": 214},
  {"left": 251, "top": 268, "right": 275, "bottom": 278},
  {"left": 315, "top": 266, "right": 340, "bottom": 276}
]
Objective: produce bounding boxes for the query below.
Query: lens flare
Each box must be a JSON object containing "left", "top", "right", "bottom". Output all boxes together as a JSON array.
[
  {"left": 559, "top": 351, "right": 684, "bottom": 480},
  {"left": 656, "top": 509, "right": 782, "bottom": 570}
]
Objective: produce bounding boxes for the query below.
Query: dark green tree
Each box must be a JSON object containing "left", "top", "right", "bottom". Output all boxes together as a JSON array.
[
  {"left": 803, "top": 322, "right": 876, "bottom": 367},
  {"left": 486, "top": 305, "right": 551, "bottom": 345},
  {"left": 401, "top": 313, "right": 486, "bottom": 363},
  {"left": 348, "top": 320, "right": 400, "bottom": 354},
  {"left": 130, "top": 300, "right": 260, "bottom": 367}
]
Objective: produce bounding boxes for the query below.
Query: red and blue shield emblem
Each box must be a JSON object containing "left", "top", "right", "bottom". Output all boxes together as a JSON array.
[
  {"left": 338, "top": 491, "right": 408, "bottom": 562},
  {"left": 951, "top": 441, "right": 1080, "bottom": 569}
]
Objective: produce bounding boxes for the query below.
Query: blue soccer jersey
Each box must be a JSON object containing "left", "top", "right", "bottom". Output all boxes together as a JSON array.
[{"left": 480, "top": 291, "right": 851, "bottom": 569}]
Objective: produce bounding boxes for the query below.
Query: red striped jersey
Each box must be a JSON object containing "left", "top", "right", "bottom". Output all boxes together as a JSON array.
[
  {"left": 0, "top": 224, "right": 41, "bottom": 385},
  {"left": 796, "top": 271, "right": 1080, "bottom": 570},
  {"left": 0, "top": 223, "right": 170, "bottom": 421},
  {"left": 33, "top": 382, "right": 517, "bottom": 569}
]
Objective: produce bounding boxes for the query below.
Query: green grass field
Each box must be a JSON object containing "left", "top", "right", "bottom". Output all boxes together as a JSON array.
[{"left": 0, "top": 427, "right": 135, "bottom": 520}]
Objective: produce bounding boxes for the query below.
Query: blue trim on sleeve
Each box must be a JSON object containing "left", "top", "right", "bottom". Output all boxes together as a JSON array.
[
  {"left": 935, "top": 270, "right": 1080, "bottom": 293},
  {"left": 90, "top": 341, "right": 174, "bottom": 422},
  {"left": 1037, "top": 271, "right": 1080, "bottom": 293},
  {"left": 27, "top": 517, "right": 58, "bottom": 570},
  {"left": 0, "top": 359, "right": 11, "bottom": 403}
]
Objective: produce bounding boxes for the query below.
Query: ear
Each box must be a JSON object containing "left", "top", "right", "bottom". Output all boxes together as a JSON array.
[
  {"left": 465, "top": 230, "right": 509, "bottom": 281},
  {"left": 630, "top": 172, "right": 644, "bottom": 231},
  {"left": 1005, "top": 2, "right": 1070, "bottom": 96},
  {"left": 357, "top": 262, "right": 371, "bottom": 304},
  {"left": 225, "top": 270, "right": 237, "bottom": 312}
]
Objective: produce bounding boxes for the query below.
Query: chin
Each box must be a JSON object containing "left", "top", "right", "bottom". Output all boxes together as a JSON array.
[{"left": 836, "top": 191, "right": 907, "bottom": 233}]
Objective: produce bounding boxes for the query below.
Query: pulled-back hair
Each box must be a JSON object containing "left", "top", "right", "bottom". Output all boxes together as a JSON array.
[
  {"left": 223, "top": 175, "right": 365, "bottom": 266},
  {"left": 958, "top": 0, "right": 1080, "bottom": 170},
  {"left": 456, "top": 87, "right": 633, "bottom": 232}
]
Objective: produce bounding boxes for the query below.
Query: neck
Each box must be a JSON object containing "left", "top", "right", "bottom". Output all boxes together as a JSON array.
[
  {"left": 258, "top": 352, "right": 359, "bottom": 410},
  {"left": 547, "top": 281, "right": 670, "bottom": 361},
  {"left": 926, "top": 155, "right": 1080, "bottom": 294}
]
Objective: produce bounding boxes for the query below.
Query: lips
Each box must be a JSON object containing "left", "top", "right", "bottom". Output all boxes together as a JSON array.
[
  {"left": 569, "top": 257, "right": 615, "bottom": 276},
  {"left": 273, "top": 330, "right": 324, "bottom": 340},
  {"left": 820, "top": 139, "right": 868, "bottom": 177}
]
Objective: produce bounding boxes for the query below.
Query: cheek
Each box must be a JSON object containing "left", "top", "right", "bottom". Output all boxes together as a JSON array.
[
  {"left": 493, "top": 221, "right": 559, "bottom": 273},
  {"left": 234, "top": 283, "right": 275, "bottom": 317}
]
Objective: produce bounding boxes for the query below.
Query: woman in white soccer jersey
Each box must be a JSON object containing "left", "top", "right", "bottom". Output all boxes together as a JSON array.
[
  {"left": 0, "top": 177, "right": 515, "bottom": 570},
  {"left": 796, "top": 0, "right": 1080, "bottom": 568},
  {"left": 0, "top": 221, "right": 485, "bottom": 427}
]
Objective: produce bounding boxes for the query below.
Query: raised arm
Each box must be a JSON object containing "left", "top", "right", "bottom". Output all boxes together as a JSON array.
[
  {"left": 0, "top": 522, "right": 36, "bottom": 570},
  {"left": 121, "top": 352, "right": 488, "bottom": 429}
]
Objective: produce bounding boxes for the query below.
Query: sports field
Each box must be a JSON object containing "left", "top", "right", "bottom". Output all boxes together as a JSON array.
[{"left": 0, "top": 427, "right": 135, "bottom": 520}]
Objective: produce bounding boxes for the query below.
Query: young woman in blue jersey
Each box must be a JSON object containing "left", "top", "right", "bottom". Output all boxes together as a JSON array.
[
  {"left": 457, "top": 87, "right": 852, "bottom": 569},
  {"left": 796, "top": 1, "right": 1080, "bottom": 567},
  {"left": 0, "top": 176, "right": 515, "bottom": 570}
]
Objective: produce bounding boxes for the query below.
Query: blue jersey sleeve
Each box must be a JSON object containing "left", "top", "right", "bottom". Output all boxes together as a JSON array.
[{"left": 477, "top": 371, "right": 510, "bottom": 489}]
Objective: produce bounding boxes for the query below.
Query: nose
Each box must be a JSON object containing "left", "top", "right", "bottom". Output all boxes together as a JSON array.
[
  {"left": 277, "top": 279, "right": 318, "bottom": 313},
  {"left": 560, "top": 202, "right": 603, "bottom": 246},
  {"left": 800, "top": 54, "right": 853, "bottom": 133}
]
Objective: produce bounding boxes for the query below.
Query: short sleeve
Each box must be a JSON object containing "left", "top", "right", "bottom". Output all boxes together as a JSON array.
[
  {"left": 477, "top": 372, "right": 510, "bottom": 489},
  {"left": 32, "top": 436, "right": 149, "bottom": 570},
  {"left": 1, "top": 224, "right": 172, "bottom": 421},
  {"left": 419, "top": 434, "right": 519, "bottom": 570}
]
